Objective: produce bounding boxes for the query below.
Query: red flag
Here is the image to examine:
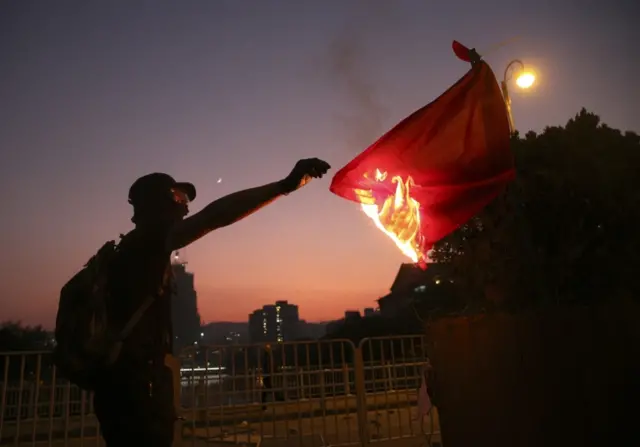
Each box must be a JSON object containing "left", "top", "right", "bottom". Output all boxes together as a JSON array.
[
  {"left": 452, "top": 40, "right": 472, "bottom": 62},
  {"left": 330, "top": 43, "right": 514, "bottom": 266}
]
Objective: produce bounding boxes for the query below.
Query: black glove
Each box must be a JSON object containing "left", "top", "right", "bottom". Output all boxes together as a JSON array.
[{"left": 279, "top": 158, "right": 331, "bottom": 194}]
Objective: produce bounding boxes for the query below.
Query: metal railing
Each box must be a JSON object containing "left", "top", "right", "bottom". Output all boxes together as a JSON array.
[{"left": 1, "top": 335, "right": 441, "bottom": 446}]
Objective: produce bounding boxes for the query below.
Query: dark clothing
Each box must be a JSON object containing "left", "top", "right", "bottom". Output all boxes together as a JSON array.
[
  {"left": 262, "top": 350, "right": 273, "bottom": 375},
  {"left": 260, "top": 350, "right": 283, "bottom": 404},
  {"left": 261, "top": 375, "right": 272, "bottom": 404},
  {"left": 108, "top": 229, "right": 173, "bottom": 363},
  {"left": 94, "top": 361, "right": 175, "bottom": 446},
  {"left": 93, "top": 228, "right": 176, "bottom": 446}
]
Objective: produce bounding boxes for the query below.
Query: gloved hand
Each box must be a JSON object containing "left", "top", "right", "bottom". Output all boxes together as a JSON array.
[{"left": 279, "top": 158, "right": 331, "bottom": 194}]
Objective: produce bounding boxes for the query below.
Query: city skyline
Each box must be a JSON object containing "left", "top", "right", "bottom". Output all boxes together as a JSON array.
[{"left": 1, "top": 1, "right": 635, "bottom": 327}]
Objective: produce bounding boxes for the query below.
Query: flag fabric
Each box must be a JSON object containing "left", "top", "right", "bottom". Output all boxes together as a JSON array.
[
  {"left": 452, "top": 40, "right": 473, "bottom": 63},
  {"left": 330, "top": 41, "right": 515, "bottom": 259}
]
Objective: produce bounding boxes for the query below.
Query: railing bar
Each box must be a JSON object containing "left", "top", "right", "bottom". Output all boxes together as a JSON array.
[
  {"left": 293, "top": 343, "right": 303, "bottom": 447},
  {"left": 318, "top": 341, "right": 327, "bottom": 444},
  {"left": 0, "top": 355, "right": 10, "bottom": 441},
  {"left": 47, "top": 365, "right": 56, "bottom": 447},
  {"left": 63, "top": 381, "right": 70, "bottom": 447},
  {"left": 402, "top": 337, "right": 414, "bottom": 437},
  {"left": 204, "top": 348, "right": 211, "bottom": 444},
  {"left": 14, "top": 355, "right": 26, "bottom": 447},
  {"left": 79, "top": 389, "right": 86, "bottom": 446},
  {"left": 380, "top": 339, "right": 393, "bottom": 441},
  {"left": 328, "top": 342, "right": 340, "bottom": 444},
  {"left": 31, "top": 354, "right": 43, "bottom": 444}
]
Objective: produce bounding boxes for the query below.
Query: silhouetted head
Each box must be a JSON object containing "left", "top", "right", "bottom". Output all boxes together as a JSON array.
[{"left": 128, "top": 173, "right": 196, "bottom": 227}]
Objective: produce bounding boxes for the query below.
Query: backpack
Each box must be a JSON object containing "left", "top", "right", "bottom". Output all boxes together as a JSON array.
[{"left": 53, "top": 237, "right": 155, "bottom": 391}]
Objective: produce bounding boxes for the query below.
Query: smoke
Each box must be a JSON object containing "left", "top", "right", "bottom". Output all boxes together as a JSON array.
[{"left": 326, "top": 1, "right": 395, "bottom": 151}]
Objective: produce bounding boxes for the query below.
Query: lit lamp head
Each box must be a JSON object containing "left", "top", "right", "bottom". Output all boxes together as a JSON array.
[{"left": 515, "top": 71, "right": 536, "bottom": 89}]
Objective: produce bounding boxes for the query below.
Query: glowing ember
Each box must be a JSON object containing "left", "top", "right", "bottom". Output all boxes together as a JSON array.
[{"left": 355, "top": 169, "right": 426, "bottom": 263}]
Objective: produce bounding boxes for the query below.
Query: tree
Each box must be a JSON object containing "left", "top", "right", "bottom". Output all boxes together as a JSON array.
[
  {"left": 431, "top": 109, "right": 640, "bottom": 312},
  {"left": 0, "top": 321, "right": 52, "bottom": 352},
  {"left": 0, "top": 322, "right": 55, "bottom": 382}
]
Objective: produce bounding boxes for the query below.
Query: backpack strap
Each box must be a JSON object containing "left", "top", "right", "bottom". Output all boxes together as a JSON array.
[
  {"left": 103, "top": 295, "right": 156, "bottom": 367},
  {"left": 116, "top": 259, "right": 174, "bottom": 342},
  {"left": 118, "top": 294, "right": 155, "bottom": 340}
]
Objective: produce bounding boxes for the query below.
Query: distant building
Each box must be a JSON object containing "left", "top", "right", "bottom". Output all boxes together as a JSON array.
[
  {"left": 248, "top": 300, "right": 300, "bottom": 343},
  {"left": 296, "top": 321, "right": 328, "bottom": 339},
  {"left": 223, "top": 331, "right": 243, "bottom": 344},
  {"left": 344, "top": 310, "right": 361, "bottom": 322},
  {"left": 377, "top": 263, "right": 452, "bottom": 318},
  {"left": 248, "top": 310, "right": 264, "bottom": 344},
  {"left": 363, "top": 308, "right": 377, "bottom": 318},
  {"left": 325, "top": 319, "right": 344, "bottom": 336},
  {"left": 324, "top": 311, "right": 365, "bottom": 338},
  {"left": 170, "top": 251, "right": 202, "bottom": 354},
  {"left": 201, "top": 322, "right": 249, "bottom": 345}
]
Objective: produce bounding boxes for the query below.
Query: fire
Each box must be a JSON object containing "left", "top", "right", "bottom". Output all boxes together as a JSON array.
[{"left": 355, "top": 169, "right": 426, "bottom": 263}]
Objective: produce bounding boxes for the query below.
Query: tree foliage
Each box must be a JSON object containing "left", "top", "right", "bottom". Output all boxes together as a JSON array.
[
  {"left": 0, "top": 321, "right": 52, "bottom": 352},
  {"left": 431, "top": 109, "right": 640, "bottom": 312},
  {"left": 324, "top": 314, "right": 422, "bottom": 343},
  {"left": 0, "top": 322, "right": 55, "bottom": 382}
]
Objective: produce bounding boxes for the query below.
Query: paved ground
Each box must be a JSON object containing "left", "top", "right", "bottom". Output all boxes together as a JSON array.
[
  {"left": 181, "top": 407, "right": 441, "bottom": 447},
  {"left": 2, "top": 409, "right": 440, "bottom": 447},
  {"left": 1, "top": 391, "right": 441, "bottom": 447}
]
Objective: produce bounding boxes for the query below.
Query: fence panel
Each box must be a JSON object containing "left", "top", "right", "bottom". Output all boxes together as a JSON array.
[
  {"left": 179, "top": 339, "right": 360, "bottom": 447},
  {"left": 0, "top": 351, "right": 102, "bottom": 446},
  {"left": 1, "top": 336, "right": 439, "bottom": 447},
  {"left": 358, "top": 336, "right": 441, "bottom": 446}
]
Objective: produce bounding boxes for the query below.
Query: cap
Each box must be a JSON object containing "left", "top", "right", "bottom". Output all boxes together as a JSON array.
[{"left": 128, "top": 173, "right": 196, "bottom": 206}]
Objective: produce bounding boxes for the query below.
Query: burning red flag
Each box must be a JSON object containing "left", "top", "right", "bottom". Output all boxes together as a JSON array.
[{"left": 330, "top": 41, "right": 515, "bottom": 267}]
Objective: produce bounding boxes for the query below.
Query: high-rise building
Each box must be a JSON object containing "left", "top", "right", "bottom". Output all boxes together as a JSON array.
[
  {"left": 248, "top": 300, "right": 300, "bottom": 343},
  {"left": 170, "top": 251, "right": 202, "bottom": 354},
  {"left": 248, "top": 310, "right": 264, "bottom": 344}
]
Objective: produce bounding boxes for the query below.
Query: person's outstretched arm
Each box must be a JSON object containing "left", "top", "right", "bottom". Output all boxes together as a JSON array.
[{"left": 166, "top": 158, "right": 330, "bottom": 250}]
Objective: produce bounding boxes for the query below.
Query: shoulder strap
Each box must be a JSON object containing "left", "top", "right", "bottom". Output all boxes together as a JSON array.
[
  {"left": 116, "top": 257, "right": 174, "bottom": 342},
  {"left": 118, "top": 295, "right": 155, "bottom": 340}
]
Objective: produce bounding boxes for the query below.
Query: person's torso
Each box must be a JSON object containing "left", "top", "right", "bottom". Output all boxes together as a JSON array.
[{"left": 107, "top": 228, "right": 174, "bottom": 365}]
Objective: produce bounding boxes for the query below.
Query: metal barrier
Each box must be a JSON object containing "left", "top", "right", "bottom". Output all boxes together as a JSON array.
[{"left": 1, "top": 336, "right": 441, "bottom": 446}]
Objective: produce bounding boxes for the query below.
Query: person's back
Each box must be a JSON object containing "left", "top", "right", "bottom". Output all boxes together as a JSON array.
[
  {"left": 93, "top": 228, "right": 175, "bottom": 445},
  {"left": 107, "top": 228, "right": 173, "bottom": 364}
]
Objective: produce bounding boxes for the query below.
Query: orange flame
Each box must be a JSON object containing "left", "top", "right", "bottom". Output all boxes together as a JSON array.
[{"left": 355, "top": 169, "right": 426, "bottom": 263}]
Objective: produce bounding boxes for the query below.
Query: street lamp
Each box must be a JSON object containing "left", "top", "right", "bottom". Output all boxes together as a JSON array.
[{"left": 501, "top": 60, "right": 536, "bottom": 134}]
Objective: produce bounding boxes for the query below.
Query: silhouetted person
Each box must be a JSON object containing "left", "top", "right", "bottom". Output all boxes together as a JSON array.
[
  {"left": 260, "top": 344, "right": 283, "bottom": 409},
  {"left": 92, "top": 158, "right": 330, "bottom": 446}
]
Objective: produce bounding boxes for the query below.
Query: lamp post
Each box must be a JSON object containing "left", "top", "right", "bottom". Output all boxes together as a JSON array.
[{"left": 501, "top": 59, "right": 535, "bottom": 134}]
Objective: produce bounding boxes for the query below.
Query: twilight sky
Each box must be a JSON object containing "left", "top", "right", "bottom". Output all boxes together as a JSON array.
[{"left": 0, "top": 0, "right": 636, "bottom": 328}]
